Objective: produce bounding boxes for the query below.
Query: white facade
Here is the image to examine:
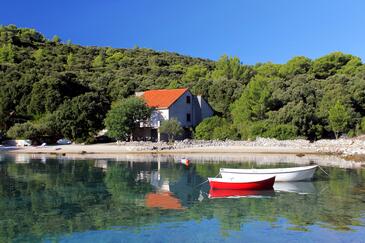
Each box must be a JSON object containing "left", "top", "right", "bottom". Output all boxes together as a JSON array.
[
  {"left": 150, "top": 109, "right": 169, "bottom": 128},
  {"left": 149, "top": 90, "right": 213, "bottom": 129},
  {"left": 136, "top": 89, "right": 214, "bottom": 141}
]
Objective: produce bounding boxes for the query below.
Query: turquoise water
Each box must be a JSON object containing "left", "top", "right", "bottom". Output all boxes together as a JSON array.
[{"left": 0, "top": 154, "right": 364, "bottom": 242}]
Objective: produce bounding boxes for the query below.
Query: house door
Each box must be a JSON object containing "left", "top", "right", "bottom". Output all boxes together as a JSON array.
[{"left": 151, "top": 129, "right": 158, "bottom": 142}]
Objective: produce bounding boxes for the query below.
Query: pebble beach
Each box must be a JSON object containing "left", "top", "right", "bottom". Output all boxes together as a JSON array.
[{"left": 1, "top": 137, "right": 365, "bottom": 166}]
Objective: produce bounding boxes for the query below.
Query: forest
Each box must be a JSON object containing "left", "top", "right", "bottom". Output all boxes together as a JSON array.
[{"left": 1, "top": 25, "right": 365, "bottom": 142}]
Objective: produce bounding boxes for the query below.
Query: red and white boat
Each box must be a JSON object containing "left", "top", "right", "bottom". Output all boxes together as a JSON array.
[
  {"left": 208, "top": 176, "right": 275, "bottom": 190},
  {"left": 220, "top": 165, "right": 318, "bottom": 182}
]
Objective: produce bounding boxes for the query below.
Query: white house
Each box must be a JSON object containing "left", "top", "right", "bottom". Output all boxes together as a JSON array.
[{"left": 134, "top": 88, "right": 214, "bottom": 141}]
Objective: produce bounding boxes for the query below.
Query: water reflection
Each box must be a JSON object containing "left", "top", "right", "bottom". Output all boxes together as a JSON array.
[
  {"left": 208, "top": 189, "right": 275, "bottom": 199},
  {"left": 274, "top": 182, "right": 316, "bottom": 194},
  {"left": 0, "top": 154, "right": 364, "bottom": 242},
  {"left": 14, "top": 153, "right": 31, "bottom": 164},
  {"left": 145, "top": 192, "right": 184, "bottom": 210}
]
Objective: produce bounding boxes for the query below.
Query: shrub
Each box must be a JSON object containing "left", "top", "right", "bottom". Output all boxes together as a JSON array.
[
  {"left": 212, "top": 123, "right": 239, "bottom": 140},
  {"left": 263, "top": 124, "right": 297, "bottom": 140},
  {"left": 194, "top": 116, "right": 224, "bottom": 140},
  {"left": 7, "top": 122, "right": 39, "bottom": 140},
  {"left": 159, "top": 118, "right": 183, "bottom": 142},
  {"left": 195, "top": 116, "right": 238, "bottom": 140},
  {"left": 247, "top": 121, "right": 270, "bottom": 140}
]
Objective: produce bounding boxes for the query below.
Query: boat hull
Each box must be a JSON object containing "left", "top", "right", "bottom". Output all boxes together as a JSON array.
[
  {"left": 208, "top": 176, "right": 275, "bottom": 190},
  {"left": 220, "top": 165, "right": 318, "bottom": 182}
]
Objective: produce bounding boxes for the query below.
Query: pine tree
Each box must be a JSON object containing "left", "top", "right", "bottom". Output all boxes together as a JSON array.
[
  {"left": 0, "top": 43, "right": 15, "bottom": 63},
  {"left": 328, "top": 101, "right": 350, "bottom": 139}
]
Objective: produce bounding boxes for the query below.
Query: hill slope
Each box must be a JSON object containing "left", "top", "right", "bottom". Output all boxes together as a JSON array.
[{"left": 1, "top": 25, "right": 365, "bottom": 142}]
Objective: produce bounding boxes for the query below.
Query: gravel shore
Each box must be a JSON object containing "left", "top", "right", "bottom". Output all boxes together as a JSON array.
[
  {"left": 1, "top": 137, "right": 365, "bottom": 157},
  {"left": 1, "top": 137, "right": 365, "bottom": 167}
]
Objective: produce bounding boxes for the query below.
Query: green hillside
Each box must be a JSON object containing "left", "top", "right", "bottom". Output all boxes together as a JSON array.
[{"left": 1, "top": 25, "right": 365, "bottom": 142}]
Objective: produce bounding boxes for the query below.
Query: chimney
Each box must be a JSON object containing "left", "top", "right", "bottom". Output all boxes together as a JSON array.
[
  {"left": 135, "top": 91, "right": 145, "bottom": 97},
  {"left": 197, "top": 95, "right": 203, "bottom": 108}
]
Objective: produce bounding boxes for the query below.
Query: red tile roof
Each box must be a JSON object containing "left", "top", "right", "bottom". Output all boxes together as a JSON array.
[{"left": 142, "top": 88, "right": 188, "bottom": 108}]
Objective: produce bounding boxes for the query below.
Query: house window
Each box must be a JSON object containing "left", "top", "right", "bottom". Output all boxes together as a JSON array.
[
  {"left": 186, "top": 113, "right": 191, "bottom": 122},
  {"left": 186, "top": 96, "right": 191, "bottom": 104}
]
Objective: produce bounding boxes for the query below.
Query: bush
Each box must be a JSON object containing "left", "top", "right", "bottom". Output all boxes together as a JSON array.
[
  {"left": 194, "top": 116, "right": 238, "bottom": 140},
  {"left": 159, "top": 118, "right": 183, "bottom": 142},
  {"left": 7, "top": 122, "right": 39, "bottom": 140},
  {"left": 194, "top": 116, "right": 223, "bottom": 140},
  {"left": 246, "top": 121, "right": 270, "bottom": 140},
  {"left": 263, "top": 124, "right": 298, "bottom": 140},
  {"left": 239, "top": 121, "right": 297, "bottom": 141},
  {"left": 6, "top": 115, "right": 62, "bottom": 143},
  {"left": 212, "top": 123, "right": 239, "bottom": 140}
]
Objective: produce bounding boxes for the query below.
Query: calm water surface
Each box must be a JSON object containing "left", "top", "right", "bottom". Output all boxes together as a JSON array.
[{"left": 0, "top": 154, "right": 364, "bottom": 243}]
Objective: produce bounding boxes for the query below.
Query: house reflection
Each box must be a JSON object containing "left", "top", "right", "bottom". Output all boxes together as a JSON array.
[
  {"left": 91, "top": 158, "right": 208, "bottom": 208},
  {"left": 145, "top": 192, "right": 183, "bottom": 210},
  {"left": 94, "top": 160, "right": 108, "bottom": 171},
  {"left": 121, "top": 159, "right": 208, "bottom": 209},
  {"left": 145, "top": 160, "right": 184, "bottom": 210},
  {"left": 168, "top": 167, "right": 207, "bottom": 207},
  {"left": 14, "top": 154, "right": 31, "bottom": 164}
]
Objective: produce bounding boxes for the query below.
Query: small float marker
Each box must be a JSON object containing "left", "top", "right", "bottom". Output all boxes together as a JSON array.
[{"left": 180, "top": 158, "right": 190, "bottom": 166}]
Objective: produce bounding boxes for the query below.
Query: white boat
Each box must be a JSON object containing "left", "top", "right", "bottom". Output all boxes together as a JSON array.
[{"left": 220, "top": 165, "right": 318, "bottom": 182}]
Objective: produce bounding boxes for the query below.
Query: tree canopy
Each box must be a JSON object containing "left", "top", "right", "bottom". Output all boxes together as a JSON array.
[
  {"left": 328, "top": 101, "right": 351, "bottom": 139},
  {"left": 104, "top": 97, "right": 152, "bottom": 141},
  {"left": 1, "top": 25, "right": 365, "bottom": 142}
]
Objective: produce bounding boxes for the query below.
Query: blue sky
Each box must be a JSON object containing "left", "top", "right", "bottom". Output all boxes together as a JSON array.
[{"left": 2, "top": 0, "right": 365, "bottom": 64}]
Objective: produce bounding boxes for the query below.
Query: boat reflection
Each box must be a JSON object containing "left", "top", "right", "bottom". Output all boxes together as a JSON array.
[
  {"left": 208, "top": 189, "right": 275, "bottom": 199},
  {"left": 273, "top": 182, "right": 316, "bottom": 194}
]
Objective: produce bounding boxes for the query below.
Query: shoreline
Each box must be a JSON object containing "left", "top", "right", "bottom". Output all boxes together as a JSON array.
[
  {"left": 1, "top": 143, "right": 326, "bottom": 156},
  {"left": 2, "top": 137, "right": 365, "bottom": 156},
  {"left": 1, "top": 149, "right": 362, "bottom": 169},
  {"left": 1, "top": 137, "right": 365, "bottom": 168}
]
